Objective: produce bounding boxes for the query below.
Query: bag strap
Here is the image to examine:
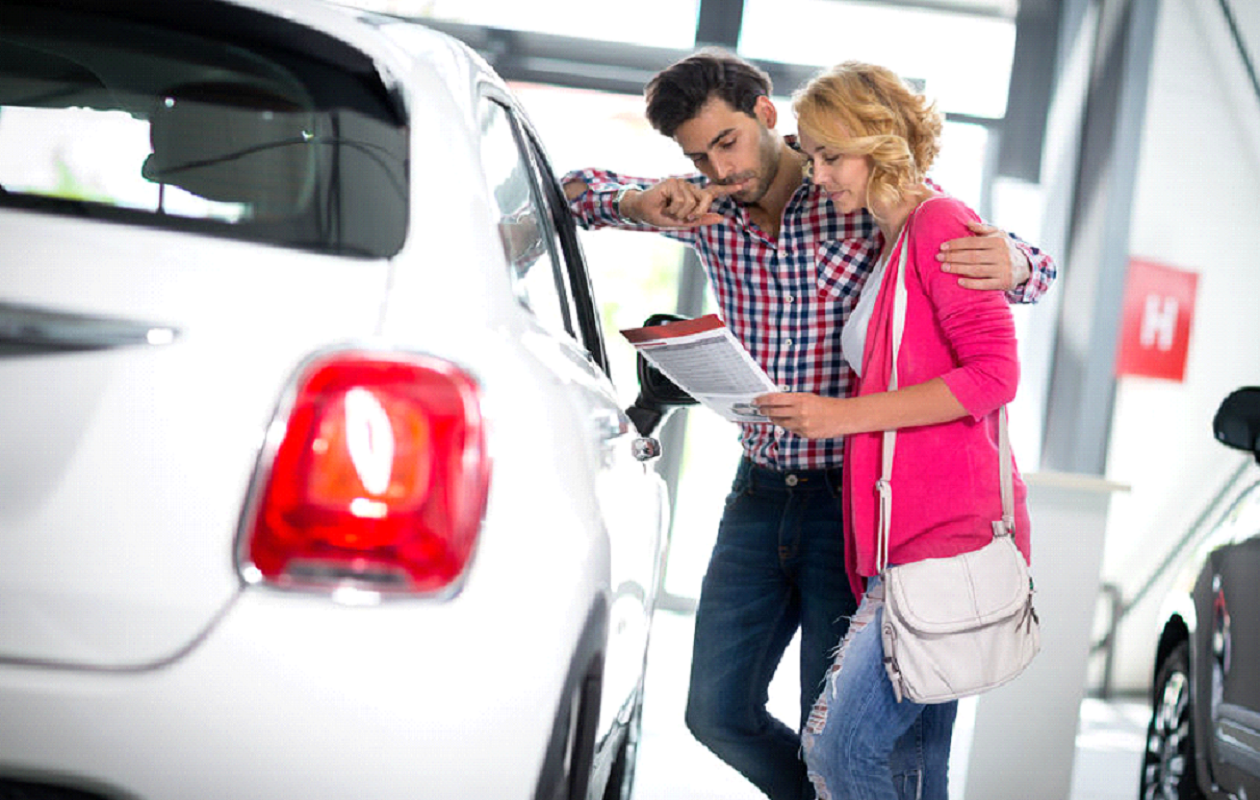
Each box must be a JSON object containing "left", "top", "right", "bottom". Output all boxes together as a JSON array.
[
  {"left": 875, "top": 222, "right": 909, "bottom": 575},
  {"left": 996, "top": 406, "right": 1014, "bottom": 538},
  {"left": 876, "top": 206, "right": 1014, "bottom": 574}
]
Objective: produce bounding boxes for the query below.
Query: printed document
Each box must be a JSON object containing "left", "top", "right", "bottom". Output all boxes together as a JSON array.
[{"left": 620, "top": 314, "right": 778, "bottom": 424}]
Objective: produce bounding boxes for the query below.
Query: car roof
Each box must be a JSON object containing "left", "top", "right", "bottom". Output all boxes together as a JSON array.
[{"left": 19, "top": 0, "right": 511, "bottom": 119}]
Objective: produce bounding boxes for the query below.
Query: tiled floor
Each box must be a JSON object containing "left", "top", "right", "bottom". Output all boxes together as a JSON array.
[
  {"left": 634, "top": 608, "right": 1148, "bottom": 800},
  {"left": 1069, "top": 698, "right": 1149, "bottom": 800}
]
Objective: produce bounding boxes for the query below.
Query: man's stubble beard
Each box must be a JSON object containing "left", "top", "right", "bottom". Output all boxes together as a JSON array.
[{"left": 732, "top": 126, "right": 783, "bottom": 207}]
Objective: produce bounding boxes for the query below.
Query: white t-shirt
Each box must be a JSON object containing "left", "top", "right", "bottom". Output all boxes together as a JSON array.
[{"left": 841, "top": 249, "right": 889, "bottom": 378}]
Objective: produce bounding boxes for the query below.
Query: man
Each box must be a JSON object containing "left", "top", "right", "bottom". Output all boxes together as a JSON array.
[{"left": 563, "top": 49, "right": 1055, "bottom": 800}]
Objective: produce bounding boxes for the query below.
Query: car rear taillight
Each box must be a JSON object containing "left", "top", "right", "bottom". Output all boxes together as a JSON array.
[{"left": 243, "top": 352, "right": 489, "bottom": 594}]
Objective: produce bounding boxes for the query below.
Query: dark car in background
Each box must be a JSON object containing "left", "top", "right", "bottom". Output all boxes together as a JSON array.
[{"left": 1141, "top": 388, "right": 1260, "bottom": 799}]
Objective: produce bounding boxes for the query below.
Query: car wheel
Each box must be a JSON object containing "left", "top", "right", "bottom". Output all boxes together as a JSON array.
[
  {"left": 602, "top": 686, "right": 645, "bottom": 800},
  {"left": 1140, "top": 641, "right": 1206, "bottom": 800},
  {"left": 537, "top": 660, "right": 601, "bottom": 800}
]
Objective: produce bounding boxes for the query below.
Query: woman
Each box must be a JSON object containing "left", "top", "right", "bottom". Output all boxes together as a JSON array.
[{"left": 754, "top": 62, "right": 1032, "bottom": 800}]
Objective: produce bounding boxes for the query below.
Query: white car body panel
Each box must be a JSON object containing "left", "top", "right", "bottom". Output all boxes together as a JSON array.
[
  {"left": 0, "top": 2, "right": 668, "bottom": 797},
  {"left": 0, "top": 215, "right": 391, "bottom": 666}
]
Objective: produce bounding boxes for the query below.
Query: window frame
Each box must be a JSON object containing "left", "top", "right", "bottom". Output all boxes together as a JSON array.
[{"left": 478, "top": 90, "right": 611, "bottom": 376}]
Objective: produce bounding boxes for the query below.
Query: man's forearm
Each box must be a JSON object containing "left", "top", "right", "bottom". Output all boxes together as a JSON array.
[
  {"left": 1010, "top": 242, "right": 1031, "bottom": 289},
  {"left": 615, "top": 186, "right": 642, "bottom": 223},
  {"left": 563, "top": 178, "right": 587, "bottom": 202},
  {"left": 562, "top": 169, "right": 656, "bottom": 232},
  {"left": 1008, "top": 234, "right": 1057, "bottom": 304}
]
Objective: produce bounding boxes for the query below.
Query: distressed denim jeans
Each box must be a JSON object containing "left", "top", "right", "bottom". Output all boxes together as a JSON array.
[
  {"left": 684, "top": 459, "right": 856, "bottom": 800},
  {"left": 802, "top": 579, "right": 959, "bottom": 800}
]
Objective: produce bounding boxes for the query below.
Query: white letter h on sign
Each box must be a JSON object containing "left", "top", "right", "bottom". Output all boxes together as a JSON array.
[{"left": 1140, "top": 294, "right": 1179, "bottom": 351}]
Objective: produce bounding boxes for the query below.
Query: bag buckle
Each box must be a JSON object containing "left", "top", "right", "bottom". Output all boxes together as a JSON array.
[{"left": 992, "top": 515, "right": 1016, "bottom": 538}]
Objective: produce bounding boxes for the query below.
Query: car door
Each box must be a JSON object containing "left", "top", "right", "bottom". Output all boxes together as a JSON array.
[
  {"left": 475, "top": 94, "right": 667, "bottom": 733},
  {"left": 1198, "top": 482, "right": 1260, "bottom": 794}
]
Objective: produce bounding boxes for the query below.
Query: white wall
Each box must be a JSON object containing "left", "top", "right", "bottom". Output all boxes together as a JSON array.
[{"left": 1099, "top": 0, "right": 1260, "bottom": 693}]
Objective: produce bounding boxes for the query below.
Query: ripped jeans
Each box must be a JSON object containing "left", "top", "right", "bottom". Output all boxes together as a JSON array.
[{"left": 802, "top": 579, "right": 958, "bottom": 800}]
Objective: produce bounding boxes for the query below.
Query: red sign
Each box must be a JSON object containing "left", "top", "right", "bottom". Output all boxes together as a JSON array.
[{"left": 1116, "top": 259, "right": 1198, "bottom": 382}]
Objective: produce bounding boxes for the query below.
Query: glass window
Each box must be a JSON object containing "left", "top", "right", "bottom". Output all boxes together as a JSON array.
[
  {"left": 509, "top": 83, "right": 740, "bottom": 603},
  {"left": 509, "top": 72, "right": 1004, "bottom": 605},
  {"left": 350, "top": 0, "right": 703, "bottom": 49},
  {"left": 934, "top": 121, "right": 992, "bottom": 215},
  {"left": 0, "top": 3, "right": 408, "bottom": 257},
  {"left": 741, "top": 0, "right": 1017, "bottom": 119},
  {"left": 510, "top": 83, "right": 692, "bottom": 402},
  {"left": 515, "top": 123, "right": 610, "bottom": 368},
  {"left": 478, "top": 99, "right": 576, "bottom": 340}
]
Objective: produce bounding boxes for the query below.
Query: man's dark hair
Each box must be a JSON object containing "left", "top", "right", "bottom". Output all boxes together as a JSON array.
[{"left": 644, "top": 48, "right": 773, "bottom": 138}]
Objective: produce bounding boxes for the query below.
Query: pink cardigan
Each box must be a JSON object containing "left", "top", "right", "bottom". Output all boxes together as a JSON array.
[{"left": 843, "top": 196, "right": 1031, "bottom": 599}]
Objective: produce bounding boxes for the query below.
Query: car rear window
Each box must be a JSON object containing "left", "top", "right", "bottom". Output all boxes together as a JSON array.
[{"left": 0, "top": 1, "right": 409, "bottom": 257}]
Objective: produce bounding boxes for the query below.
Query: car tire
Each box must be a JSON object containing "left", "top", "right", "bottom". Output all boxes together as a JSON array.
[
  {"left": 602, "top": 685, "right": 644, "bottom": 800},
  {"left": 536, "top": 607, "right": 606, "bottom": 800},
  {"left": 539, "top": 665, "right": 600, "bottom": 800},
  {"left": 1140, "top": 641, "right": 1206, "bottom": 800}
]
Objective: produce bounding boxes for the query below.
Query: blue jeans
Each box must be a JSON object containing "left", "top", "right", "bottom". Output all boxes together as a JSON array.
[
  {"left": 801, "top": 579, "right": 958, "bottom": 800},
  {"left": 684, "top": 459, "right": 855, "bottom": 800}
]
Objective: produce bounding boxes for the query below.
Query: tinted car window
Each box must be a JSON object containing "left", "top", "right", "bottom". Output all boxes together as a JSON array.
[
  {"left": 514, "top": 123, "right": 596, "bottom": 350},
  {"left": 0, "top": 1, "right": 408, "bottom": 257},
  {"left": 478, "top": 98, "right": 576, "bottom": 340},
  {"left": 514, "top": 123, "right": 611, "bottom": 374}
]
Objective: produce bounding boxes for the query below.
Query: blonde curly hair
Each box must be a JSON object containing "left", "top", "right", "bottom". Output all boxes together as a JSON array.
[{"left": 792, "top": 61, "right": 942, "bottom": 212}]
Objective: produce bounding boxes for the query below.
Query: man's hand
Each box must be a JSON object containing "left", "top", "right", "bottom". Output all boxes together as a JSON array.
[
  {"left": 621, "top": 178, "right": 742, "bottom": 228},
  {"left": 752, "top": 392, "right": 847, "bottom": 439},
  {"left": 937, "top": 221, "right": 1031, "bottom": 291}
]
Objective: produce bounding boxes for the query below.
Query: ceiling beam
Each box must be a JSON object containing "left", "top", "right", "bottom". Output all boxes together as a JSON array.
[
  {"left": 420, "top": 19, "right": 822, "bottom": 99},
  {"left": 696, "top": 0, "right": 745, "bottom": 48}
]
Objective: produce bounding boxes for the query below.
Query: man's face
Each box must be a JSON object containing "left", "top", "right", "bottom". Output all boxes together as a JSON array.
[{"left": 673, "top": 96, "right": 780, "bottom": 205}]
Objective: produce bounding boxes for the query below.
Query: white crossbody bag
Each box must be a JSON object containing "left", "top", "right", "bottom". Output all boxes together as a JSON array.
[{"left": 877, "top": 213, "right": 1041, "bottom": 704}]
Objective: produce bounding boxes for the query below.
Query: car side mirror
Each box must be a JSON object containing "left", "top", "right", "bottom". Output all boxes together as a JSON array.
[
  {"left": 625, "top": 313, "right": 698, "bottom": 437},
  {"left": 1213, "top": 387, "right": 1260, "bottom": 461}
]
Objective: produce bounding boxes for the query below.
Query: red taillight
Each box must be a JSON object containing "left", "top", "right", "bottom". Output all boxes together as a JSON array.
[{"left": 244, "top": 353, "right": 490, "bottom": 593}]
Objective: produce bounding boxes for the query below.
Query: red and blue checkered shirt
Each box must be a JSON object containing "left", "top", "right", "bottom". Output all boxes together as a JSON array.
[{"left": 564, "top": 167, "right": 1057, "bottom": 471}]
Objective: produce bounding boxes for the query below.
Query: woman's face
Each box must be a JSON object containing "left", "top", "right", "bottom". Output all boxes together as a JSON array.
[{"left": 798, "top": 129, "right": 870, "bottom": 214}]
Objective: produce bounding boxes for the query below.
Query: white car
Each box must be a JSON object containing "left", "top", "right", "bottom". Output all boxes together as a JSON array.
[{"left": 0, "top": 2, "right": 672, "bottom": 799}]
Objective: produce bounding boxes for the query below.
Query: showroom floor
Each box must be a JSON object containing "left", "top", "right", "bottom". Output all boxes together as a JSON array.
[{"left": 634, "top": 608, "right": 1148, "bottom": 800}]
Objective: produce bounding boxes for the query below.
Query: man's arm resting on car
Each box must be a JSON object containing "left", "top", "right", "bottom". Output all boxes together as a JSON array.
[{"left": 565, "top": 176, "right": 734, "bottom": 229}]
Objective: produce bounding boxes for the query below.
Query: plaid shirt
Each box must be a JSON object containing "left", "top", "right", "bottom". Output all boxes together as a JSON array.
[{"left": 565, "top": 167, "right": 1056, "bottom": 471}]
